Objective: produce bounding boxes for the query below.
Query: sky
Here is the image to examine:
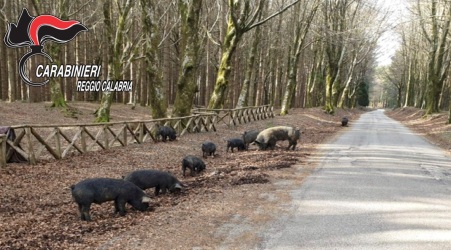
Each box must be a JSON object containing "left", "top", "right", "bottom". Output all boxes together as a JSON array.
[{"left": 376, "top": 0, "right": 409, "bottom": 66}]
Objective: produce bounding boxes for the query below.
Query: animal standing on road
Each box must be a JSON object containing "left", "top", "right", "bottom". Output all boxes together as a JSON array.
[{"left": 341, "top": 117, "right": 349, "bottom": 126}]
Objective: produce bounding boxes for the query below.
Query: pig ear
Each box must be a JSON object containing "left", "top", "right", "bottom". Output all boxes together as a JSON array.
[{"left": 142, "top": 196, "right": 152, "bottom": 203}]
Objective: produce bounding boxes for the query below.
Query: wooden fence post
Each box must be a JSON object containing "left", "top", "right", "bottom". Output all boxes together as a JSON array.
[
  {"left": 0, "top": 134, "right": 6, "bottom": 167},
  {"left": 25, "top": 127, "right": 36, "bottom": 165},
  {"left": 103, "top": 125, "right": 109, "bottom": 149},
  {"left": 80, "top": 127, "right": 87, "bottom": 153},
  {"left": 54, "top": 127, "right": 62, "bottom": 159},
  {"left": 122, "top": 124, "right": 127, "bottom": 147},
  {"left": 138, "top": 123, "right": 144, "bottom": 143}
]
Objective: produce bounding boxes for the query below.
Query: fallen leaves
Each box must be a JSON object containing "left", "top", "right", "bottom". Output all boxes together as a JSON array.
[{"left": 0, "top": 105, "right": 363, "bottom": 249}]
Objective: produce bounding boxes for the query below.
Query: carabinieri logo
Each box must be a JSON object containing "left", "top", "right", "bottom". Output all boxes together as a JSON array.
[{"left": 4, "top": 8, "right": 87, "bottom": 87}]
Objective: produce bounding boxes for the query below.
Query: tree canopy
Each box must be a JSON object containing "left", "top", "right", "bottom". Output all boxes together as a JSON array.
[{"left": 1, "top": 0, "right": 449, "bottom": 122}]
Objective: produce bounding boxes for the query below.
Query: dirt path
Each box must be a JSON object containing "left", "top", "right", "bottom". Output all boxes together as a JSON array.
[{"left": 0, "top": 102, "right": 363, "bottom": 249}]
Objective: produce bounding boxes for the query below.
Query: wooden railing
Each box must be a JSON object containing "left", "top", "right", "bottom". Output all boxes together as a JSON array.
[
  {"left": 1, "top": 113, "right": 217, "bottom": 165},
  {"left": 0, "top": 105, "right": 273, "bottom": 165},
  {"left": 0, "top": 134, "right": 6, "bottom": 167},
  {"left": 193, "top": 105, "right": 274, "bottom": 127}
]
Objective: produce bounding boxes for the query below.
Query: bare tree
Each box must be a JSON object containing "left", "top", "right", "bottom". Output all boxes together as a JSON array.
[
  {"left": 280, "top": 0, "right": 320, "bottom": 115},
  {"left": 0, "top": 0, "right": 393, "bottom": 118},
  {"left": 323, "top": 0, "right": 363, "bottom": 113},
  {"left": 95, "top": 0, "right": 135, "bottom": 122},
  {"left": 235, "top": 17, "right": 263, "bottom": 108},
  {"left": 172, "top": 0, "right": 203, "bottom": 117},
  {"left": 390, "top": 8, "right": 428, "bottom": 109},
  {"left": 141, "top": 0, "right": 167, "bottom": 119},
  {"left": 0, "top": 0, "right": 7, "bottom": 101},
  {"left": 417, "top": 0, "right": 451, "bottom": 115},
  {"left": 322, "top": 0, "right": 350, "bottom": 114},
  {"left": 207, "top": 0, "right": 300, "bottom": 109},
  {"left": 381, "top": 59, "right": 406, "bottom": 109},
  {"left": 337, "top": 2, "right": 383, "bottom": 108},
  {"left": 30, "top": 0, "right": 80, "bottom": 114}
]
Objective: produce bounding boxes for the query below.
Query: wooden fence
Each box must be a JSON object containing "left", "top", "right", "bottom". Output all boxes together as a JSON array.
[
  {"left": 0, "top": 105, "right": 273, "bottom": 165},
  {"left": 0, "top": 135, "right": 6, "bottom": 167},
  {"left": 193, "top": 105, "right": 274, "bottom": 126}
]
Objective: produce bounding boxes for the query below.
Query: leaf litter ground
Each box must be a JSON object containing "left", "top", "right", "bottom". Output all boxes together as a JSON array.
[{"left": 0, "top": 102, "right": 368, "bottom": 249}]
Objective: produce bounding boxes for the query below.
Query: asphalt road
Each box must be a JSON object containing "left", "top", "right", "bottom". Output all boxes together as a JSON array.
[{"left": 258, "top": 109, "right": 451, "bottom": 249}]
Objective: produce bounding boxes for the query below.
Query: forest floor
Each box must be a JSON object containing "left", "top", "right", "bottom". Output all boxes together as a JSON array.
[
  {"left": 1, "top": 103, "right": 447, "bottom": 249},
  {"left": 386, "top": 107, "right": 451, "bottom": 152}
]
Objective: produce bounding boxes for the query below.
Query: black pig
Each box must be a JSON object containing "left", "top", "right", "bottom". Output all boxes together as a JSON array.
[
  {"left": 226, "top": 138, "right": 246, "bottom": 152},
  {"left": 202, "top": 141, "right": 216, "bottom": 158},
  {"left": 341, "top": 117, "right": 348, "bottom": 126},
  {"left": 71, "top": 178, "right": 151, "bottom": 221},
  {"left": 124, "top": 169, "right": 184, "bottom": 196},
  {"left": 242, "top": 130, "right": 259, "bottom": 150},
  {"left": 182, "top": 155, "right": 206, "bottom": 177},
  {"left": 156, "top": 126, "right": 177, "bottom": 142}
]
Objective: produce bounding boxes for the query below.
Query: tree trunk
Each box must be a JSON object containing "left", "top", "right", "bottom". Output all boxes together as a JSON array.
[
  {"left": 423, "top": 0, "right": 451, "bottom": 115},
  {"left": 324, "top": 67, "right": 334, "bottom": 114},
  {"left": 404, "top": 58, "right": 415, "bottom": 107},
  {"left": 50, "top": 1, "right": 69, "bottom": 108},
  {"left": 207, "top": 16, "right": 241, "bottom": 109},
  {"left": 0, "top": 1, "right": 7, "bottom": 101},
  {"left": 47, "top": 44, "right": 68, "bottom": 108},
  {"left": 324, "top": 56, "right": 340, "bottom": 114},
  {"left": 280, "top": 0, "right": 319, "bottom": 115},
  {"left": 236, "top": 27, "right": 260, "bottom": 108},
  {"left": 338, "top": 56, "right": 357, "bottom": 108},
  {"left": 207, "top": 0, "right": 298, "bottom": 109},
  {"left": 172, "top": 0, "right": 203, "bottom": 117},
  {"left": 141, "top": 0, "right": 167, "bottom": 119},
  {"left": 6, "top": 0, "right": 16, "bottom": 102},
  {"left": 331, "top": 48, "right": 345, "bottom": 107},
  {"left": 280, "top": 66, "right": 298, "bottom": 115},
  {"left": 96, "top": 1, "right": 114, "bottom": 122},
  {"left": 139, "top": 60, "right": 147, "bottom": 107},
  {"left": 7, "top": 42, "right": 16, "bottom": 102},
  {"left": 306, "top": 47, "right": 318, "bottom": 108},
  {"left": 30, "top": 0, "right": 69, "bottom": 108},
  {"left": 95, "top": 0, "right": 134, "bottom": 122},
  {"left": 338, "top": 77, "right": 352, "bottom": 108},
  {"left": 308, "top": 44, "right": 325, "bottom": 108},
  {"left": 275, "top": 60, "right": 284, "bottom": 107},
  {"left": 448, "top": 98, "right": 451, "bottom": 124}
]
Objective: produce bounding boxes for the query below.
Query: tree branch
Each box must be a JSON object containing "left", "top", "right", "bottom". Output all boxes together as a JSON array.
[{"left": 245, "top": 0, "right": 300, "bottom": 31}]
